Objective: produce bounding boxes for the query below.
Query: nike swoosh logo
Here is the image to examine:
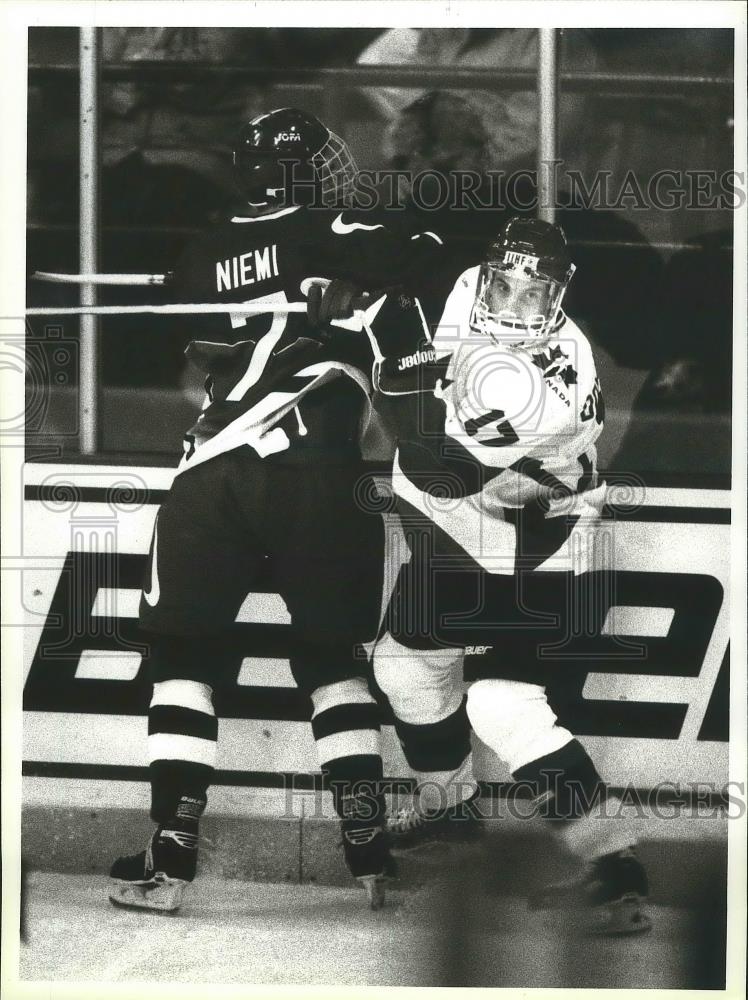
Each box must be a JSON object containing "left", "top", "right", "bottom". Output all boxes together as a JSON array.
[
  {"left": 331, "top": 213, "right": 384, "bottom": 236},
  {"left": 143, "top": 520, "right": 160, "bottom": 607},
  {"left": 411, "top": 231, "right": 444, "bottom": 246}
]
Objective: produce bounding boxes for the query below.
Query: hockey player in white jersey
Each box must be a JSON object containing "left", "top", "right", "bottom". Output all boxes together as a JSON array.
[{"left": 366, "top": 217, "right": 651, "bottom": 935}]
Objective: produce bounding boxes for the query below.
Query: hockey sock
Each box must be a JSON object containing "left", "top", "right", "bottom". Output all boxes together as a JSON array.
[
  {"left": 310, "top": 678, "right": 385, "bottom": 828},
  {"left": 512, "top": 740, "right": 638, "bottom": 859},
  {"left": 558, "top": 794, "right": 640, "bottom": 860},
  {"left": 148, "top": 680, "right": 217, "bottom": 823},
  {"left": 512, "top": 738, "right": 605, "bottom": 821},
  {"left": 392, "top": 696, "right": 476, "bottom": 811}
]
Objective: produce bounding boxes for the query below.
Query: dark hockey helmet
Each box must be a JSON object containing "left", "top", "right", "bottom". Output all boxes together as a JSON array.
[
  {"left": 233, "top": 107, "right": 358, "bottom": 209},
  {"left": 471, "top": 216, "right": 576, "bottom": 349}
]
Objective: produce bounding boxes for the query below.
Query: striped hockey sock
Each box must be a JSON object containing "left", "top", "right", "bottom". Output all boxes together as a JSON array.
[
  {"left": 147, "top": 679, "right": 217, "bottom": 823},
  {"left": 310, "top": 678, "right": 385, "bottom": 825}
]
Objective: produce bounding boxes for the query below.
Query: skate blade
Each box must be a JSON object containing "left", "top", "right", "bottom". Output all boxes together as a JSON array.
[
  {"left": 586, "top": 894, "right": 652, "bottom": 936},
  {"left": 109, "top": 877, "right": 187, "bottom": 913},
  {"left": 357, "top": 874, "right": 387, "bottom": 910}
]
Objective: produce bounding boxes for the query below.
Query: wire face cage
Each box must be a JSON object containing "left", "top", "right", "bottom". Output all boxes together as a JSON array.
[{"left": 312, "top": 130, "right": 360, "bottom": 207}]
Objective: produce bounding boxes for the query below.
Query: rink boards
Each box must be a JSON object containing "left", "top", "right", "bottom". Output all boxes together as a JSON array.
[{"left": 18, "top": 462, "right": 732, "bottom": 792}]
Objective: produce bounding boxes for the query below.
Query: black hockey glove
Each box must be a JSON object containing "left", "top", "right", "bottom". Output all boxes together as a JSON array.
[{"left": 307, "top": 279, "right": 369, "bottom": 327}]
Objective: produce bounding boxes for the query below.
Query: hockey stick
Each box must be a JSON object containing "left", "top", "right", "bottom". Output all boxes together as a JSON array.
[
  {"left": 26, "top": 302, "right": 310, "bottom": 317},
  {"left": 32, "top": 271, "right": 171, "bottom": 286}
]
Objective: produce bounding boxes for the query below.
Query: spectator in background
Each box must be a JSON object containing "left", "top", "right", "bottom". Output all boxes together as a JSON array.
[
  {"left": 357, "top": 28, "right": 598, "bottom": 178},
  {"left": 652, "top": 230, "right": 733, "bottom": 414},
  {"left": 584, "top": 29, "right": 733, "bottom": 248},
  {"left": 101, "top": 28, "right": 265, "bottom": 226},
  {"left": 100, "top": 28, "right": 384, "bottom": 227},
  {"left": 28, "top": 27, "right": 381, "bottom": 228},
  {"left": 100, "top": 28, "right": 382, "bottom": 227},
  {"left": 613, "top": 229, "right": 733, "bottom": 476},
  {"left": 356, "top": 28, "right": 669, "bottom": 379},
  {"left": 28, "top": 27, "right": 384, "bottom": 397}
]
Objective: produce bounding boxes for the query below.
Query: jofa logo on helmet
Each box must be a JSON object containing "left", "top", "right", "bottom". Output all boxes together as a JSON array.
[
  {"left": 274, "top": 131, "right": 302, "bottom": 145},
  {"left": 504, "top": 251, "right": 539, "bottom": 270}
]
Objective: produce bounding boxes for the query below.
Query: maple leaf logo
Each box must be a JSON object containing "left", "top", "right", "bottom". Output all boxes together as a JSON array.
[
  {"left": 560, "top": 365, "right": 578, "bottom": 386},
  {"left": 531, "top": 346, "right": 578, "bottom": 387}
]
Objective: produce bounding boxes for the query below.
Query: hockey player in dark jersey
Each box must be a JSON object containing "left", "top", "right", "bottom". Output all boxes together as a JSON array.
[
  {"left": 359, "top": 217, "right": 651, "bottom": 934},
  {"left": 108, "top": 108, "right": 444, "bottom": 912}
]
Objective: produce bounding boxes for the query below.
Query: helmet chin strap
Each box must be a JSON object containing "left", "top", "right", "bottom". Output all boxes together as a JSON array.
[
  {"left": 494, "top": 329, "right": 552, "bottom": 352},
  {"left": 243, "top": 187, "right": 290, "bottom": 215},
  {"left": 477, "top": 281, "right": 569, "bottom": 351},
  {"left": 473, "top": 311, "right": 554, "bottom": 352}
]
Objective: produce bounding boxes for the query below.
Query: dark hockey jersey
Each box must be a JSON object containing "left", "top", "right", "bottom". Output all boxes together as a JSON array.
[
  {"left": 170, "top": 204, "right": 444, "bottom": 472},
  {"left": 367, "top": 270, "right": 607, "bottom": 575}
]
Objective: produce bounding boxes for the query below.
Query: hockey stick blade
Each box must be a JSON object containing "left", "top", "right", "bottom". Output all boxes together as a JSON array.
[{"left": 32, "top": 271, "right": 171, "bottom": 286}]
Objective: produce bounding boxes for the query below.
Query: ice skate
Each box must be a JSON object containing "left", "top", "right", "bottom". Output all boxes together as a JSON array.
[
  {"left": 387, "top": 791, "right": 483, "bottom": 852},
  {"left": 341, "top": 821, "right": 395, "bottom": 910},
  {"left": 109, "top": 826, "right": 198, "bottom": 913},
  {"left": 529, "top": 847, "right": 652, "bottom": 936}
]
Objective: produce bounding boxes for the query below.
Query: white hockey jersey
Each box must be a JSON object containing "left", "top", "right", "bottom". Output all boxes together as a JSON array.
[{"left": 375, "top": 267, "right": 607, "bottom": 575}]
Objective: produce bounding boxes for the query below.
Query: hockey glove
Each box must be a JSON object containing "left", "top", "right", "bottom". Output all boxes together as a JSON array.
[{"left": 307, "top": 279, "right": 369, "bottom": 326}]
